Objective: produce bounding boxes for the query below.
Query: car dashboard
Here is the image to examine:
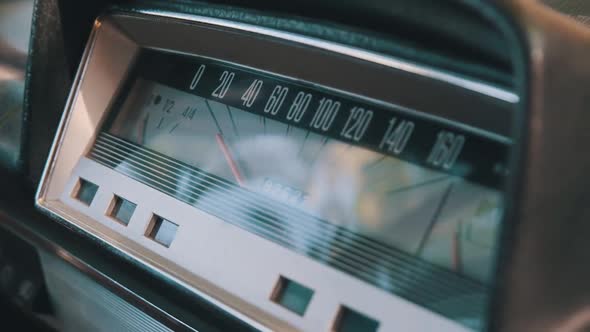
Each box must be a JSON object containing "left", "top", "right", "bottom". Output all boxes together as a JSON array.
[{"left": 0, "top": 1, "right": 589, "bottom": 332}]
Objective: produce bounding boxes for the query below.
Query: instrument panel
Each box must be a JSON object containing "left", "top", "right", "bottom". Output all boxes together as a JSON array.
[
  {"left": 36, "top": 12, "right": 517, "bottom": 332},
  {"left": 106, "top": 49, "right": 505, "bottom": 282}
]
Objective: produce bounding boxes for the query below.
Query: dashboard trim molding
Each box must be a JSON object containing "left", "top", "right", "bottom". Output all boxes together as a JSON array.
[{"left": 137, "top": 9, "right": 519, "bottom": 105}]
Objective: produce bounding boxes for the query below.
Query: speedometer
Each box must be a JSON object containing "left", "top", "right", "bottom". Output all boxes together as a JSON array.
[
  {"left": 102, "top": 50, "right": 505, "bottom": 285},
  {"left": 37, "top": 13, "right": 515, "bottom": 332}
]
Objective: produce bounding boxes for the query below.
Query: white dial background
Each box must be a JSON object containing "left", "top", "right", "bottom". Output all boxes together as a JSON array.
[{"left": 108, "top": 79, "right": 503, "bottom": 283}]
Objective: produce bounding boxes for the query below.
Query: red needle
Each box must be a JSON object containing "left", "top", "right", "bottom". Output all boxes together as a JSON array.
[{"left": 216, "top": 133, "right": 245, "bottom": 186}]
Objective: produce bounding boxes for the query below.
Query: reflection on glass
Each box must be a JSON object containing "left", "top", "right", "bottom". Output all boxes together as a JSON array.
[{"left": 109, "top": 79, "right": 502, "bottom": 283}]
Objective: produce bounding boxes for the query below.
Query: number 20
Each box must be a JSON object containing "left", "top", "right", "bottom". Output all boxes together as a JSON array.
[{"left": 211, "top": 71, "right": 235, "bottom": 98}]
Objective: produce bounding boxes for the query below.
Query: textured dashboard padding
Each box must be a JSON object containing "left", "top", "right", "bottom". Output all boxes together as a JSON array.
[
  {"left": 0, "top": 81, "right": 25, "bottom": 171},
  {"left": 23, "top": 0, "right": 516, "bottom": 184},
  {"left": 544, "top": 0, "right": 590, "bottom": 25},
  {"left": 120, "top": 0, "right": 513, "bottom": 83}
]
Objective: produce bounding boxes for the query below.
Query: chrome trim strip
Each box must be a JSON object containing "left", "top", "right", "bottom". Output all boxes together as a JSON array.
[
  {"left": 138, "top": 9, "right": 520, "bottom": 104},
  {"left": 0, "top": 210, "right": 198, "bottom": 332}
]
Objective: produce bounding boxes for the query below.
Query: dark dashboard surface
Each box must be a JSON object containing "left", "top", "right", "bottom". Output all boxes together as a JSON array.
[{"left": 0, "top": 1, "right": 590, "bottom": 332}]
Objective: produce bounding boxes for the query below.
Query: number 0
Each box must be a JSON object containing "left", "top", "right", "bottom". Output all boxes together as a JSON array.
[{"left": 189, "top": 64, "right": 206, "bottom": 90}]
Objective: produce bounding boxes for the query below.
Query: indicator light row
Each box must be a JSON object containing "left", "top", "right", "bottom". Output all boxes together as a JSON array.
[
  {"left": 72, "top": 177, "right": 379, "bottom": 331},
  {"left": 72, "top": 178, "right": 178, "bottom": 247},
  {"left": 271, "top": 276, "right": 379, "bottom": 331}
]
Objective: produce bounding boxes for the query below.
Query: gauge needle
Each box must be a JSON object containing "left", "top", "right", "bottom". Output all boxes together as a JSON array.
[{"left": 216, "top": 133, "right": 245, "bottom": 186}]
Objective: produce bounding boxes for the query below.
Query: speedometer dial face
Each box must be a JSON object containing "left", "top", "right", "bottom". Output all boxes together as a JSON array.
[
  {"left": 115, "top": 80, "right": 458, "bottom": 252},
  {"left": 107, "top": 77, "right": 504, "bottom": 285},
  {"left": 90, "top": 50, "right": 508, "bottom": 322}
]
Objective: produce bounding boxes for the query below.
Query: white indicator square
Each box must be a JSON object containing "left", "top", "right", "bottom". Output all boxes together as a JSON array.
[{"left": 146, "top": 215, "right": 178, "bottom": 248}]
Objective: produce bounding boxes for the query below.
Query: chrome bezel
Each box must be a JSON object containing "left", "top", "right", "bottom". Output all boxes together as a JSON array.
[{"left": 36, "top": 11, "right": 517, "bottom": 331}]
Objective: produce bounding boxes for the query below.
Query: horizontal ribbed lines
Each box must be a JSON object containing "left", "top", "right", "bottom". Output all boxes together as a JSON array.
[{"left": 89, "top": 132, "right": 488, "bottom": 321}]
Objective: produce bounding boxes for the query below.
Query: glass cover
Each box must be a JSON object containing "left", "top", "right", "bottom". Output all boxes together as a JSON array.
[{"left": 89, "top": 50, "right": 509, "bottom": 328}]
